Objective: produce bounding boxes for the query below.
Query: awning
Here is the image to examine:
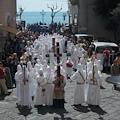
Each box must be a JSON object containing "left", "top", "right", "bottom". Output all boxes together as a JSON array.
[{"left": 0, "top": 24, "right": 21, "bottom": 37}]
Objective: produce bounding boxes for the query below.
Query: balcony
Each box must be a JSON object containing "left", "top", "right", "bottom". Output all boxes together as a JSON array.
[{"left": 69, "top": 0, "right": 79, "bottom": 5}]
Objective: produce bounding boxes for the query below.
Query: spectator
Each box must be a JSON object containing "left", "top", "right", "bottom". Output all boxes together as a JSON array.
[
  {"left": 118, "top": 43, "right": 120, "bottom": 52},
  {"left": 0, "top": 62, "right": 8, "bottom": 96},
  {"left": 12, "top": 53, "right": 18, "bottom": 73},
  {"left": 8, "top": 56, "right": 15, "bottom": 86},
  {"left": 87, "top": 46, "right": 93, "bottom": 58},
  {"left": 110, "top": 50, "right": 116, "bottom": 65},
  {"left": 115, "top": 52, "right": 120, "bottom": 70},
  {"left": 111, "top": 60, "right": 120, "bottom": 89},
  {"left": 103, "top": 48, "right": 110, "bottom": 72}
]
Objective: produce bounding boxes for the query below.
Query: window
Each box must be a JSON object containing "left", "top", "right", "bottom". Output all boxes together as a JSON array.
[
  {"left": 96, "top": 46, "right": 119, "bottom": 53},
  {"left": 79, "top": 36, "right": 94, "bottom": 41}
]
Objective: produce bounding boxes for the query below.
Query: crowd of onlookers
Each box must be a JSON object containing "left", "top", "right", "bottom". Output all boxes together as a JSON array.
[
  {"left": 0, "top": 33, "right": 37, "bottom": 88},
  {"left": 26, "top": 22, "right": 64, "bottom": 34}
]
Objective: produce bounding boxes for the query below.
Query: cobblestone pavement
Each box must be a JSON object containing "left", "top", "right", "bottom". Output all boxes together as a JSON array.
[{"left": 0, "top": 73, "right": 120, "bottom": 120}]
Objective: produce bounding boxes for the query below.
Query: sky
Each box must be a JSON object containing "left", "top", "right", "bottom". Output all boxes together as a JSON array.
[{"left": 17, "top": 0, "right": 68, "bottom": 12}]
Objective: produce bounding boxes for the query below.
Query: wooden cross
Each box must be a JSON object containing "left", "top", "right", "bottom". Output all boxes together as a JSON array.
[{"left": 46, "top": 42, "right": 71, "bottom": 72}]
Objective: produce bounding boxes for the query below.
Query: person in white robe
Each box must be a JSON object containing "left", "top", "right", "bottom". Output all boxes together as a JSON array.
[
  {"left": 73, "top": 45, "right": 80, "bottom": 71},
  {"left": 15, "top": 64, "right": 22, "bottom": 98},
  {"left": 27, "top": 61, "right": 35, "bottom": 98},
  {"left": 44, "top": 44, "right": 50, "bottom": 63},
  {"left": 87, "top": 64, "right": 102, "bottom": 106},
  {"left": 26, "top": 41, "right": 32, "bottom": 56},
  {"left": 87, "top": 61, "right": 93, "bottom": 74},
  {"left": 78, "top": 44, "right": 84, "bottom": 63},
  {"left": 70, "top": 44, "right": 75, "bottom": 67},
  {"left": 66, "top": 58, "right": 73, "bottom": 78},
  {"left": 45, "top": 66, "right": 54, "bottom": 106},
  {"left": 42, "top": 60, "right": 48, "bottom": 73},
  {"left": 34, "top": 69, "right": 47, "bottom": 106},
  {"left": 70, "top": 64, "right": 86, "bottom": 106},
  {"left": 19, "top": 65, "right": 32, "bottom": 107},
  {"left": 97, "top": 60, "right": 103, "bottom": 73},
  {"left": 97, "top": 60, "right": 104, "bottom": 89}
]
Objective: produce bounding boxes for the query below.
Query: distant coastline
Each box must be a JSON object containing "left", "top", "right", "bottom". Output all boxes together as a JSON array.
[{"left": 17, "top": 11, "right": 69, "bottom": 26}]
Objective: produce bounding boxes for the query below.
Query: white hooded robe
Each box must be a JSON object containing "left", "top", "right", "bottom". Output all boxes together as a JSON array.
[
  {"left": 45, "top": 67, "right": 54, "bottom": 106},
  {"left": 87, "top": 65, "right": 102, "bottom": 105},
  {"left": 70, "top": 64, "right": 86, "bottom": 105},
  {"left": 19, "top": 65, "right": 32, "bottom": 106},
  {"left": 34, "top": 69, "right": 47, "bottom": 105}
]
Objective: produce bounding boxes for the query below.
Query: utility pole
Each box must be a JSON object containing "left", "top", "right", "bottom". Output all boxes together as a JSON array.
[{"left": 40, "top": 10, "right": 46, "bottom": 24}]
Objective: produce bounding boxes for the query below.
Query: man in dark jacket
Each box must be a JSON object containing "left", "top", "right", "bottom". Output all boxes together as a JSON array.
[{"left": 110, "top": 50, "right": 116, "bottom": 65}]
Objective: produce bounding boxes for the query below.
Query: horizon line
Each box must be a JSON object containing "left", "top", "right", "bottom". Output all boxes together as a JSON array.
[{"left": 17, "top": 11, "right": 68, "bottom": 12}]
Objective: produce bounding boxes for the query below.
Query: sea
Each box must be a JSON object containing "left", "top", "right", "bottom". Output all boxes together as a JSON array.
[{"left": 18, "top": 11, "right": 69, "bottom": 26}]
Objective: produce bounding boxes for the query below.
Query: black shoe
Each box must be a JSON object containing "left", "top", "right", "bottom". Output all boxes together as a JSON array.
[
  {"left": 114, "top": 87, "right": 117, "bottom": 90},
  {"left": 96, "top": 105, "right": 100, "bottom": 108},
  {"left": 67, "top": 76, "right": 70, "bottom": 79},
  {"left": 100, "top": 86, "right": 105, "bottom": 89},
  {"left": 88, "top": 104, "right": 91, "bottom": 107},
  {"left": 6, "top": 92, "right": 11, "bottom": 96},
  {"left": 74, "top": 69, "right": 77, "bottom": 72},
  {"left": 71, "top": 104, "right": 78, "bottom": 106}
]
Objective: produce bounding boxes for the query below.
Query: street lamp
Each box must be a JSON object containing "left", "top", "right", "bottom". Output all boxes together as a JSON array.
[
  {"left": 70, "top": 14, "right": 73, "bottom": 25},
  {"left": 40, "top": 10, "right": 46, "bottom": 24},
  {"left": 63, "top": 13, "right": 66, "bottom": 25},
  {"left": 74, "top": 14, "right": 77, "bottom": 26},
  {"left": 67, "top": 10, "right": 73, "bottom": 34},
  {"left": 19, "top": 7, "right": 24, "bottom": 19}
]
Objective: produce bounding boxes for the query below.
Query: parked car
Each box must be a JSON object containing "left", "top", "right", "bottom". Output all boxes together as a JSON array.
[
  {"left": 75, "top": 34, "right": 94, "bottom": 43},
  {"left": 91, "top": 42, "right": 119, "bottom": 66}
]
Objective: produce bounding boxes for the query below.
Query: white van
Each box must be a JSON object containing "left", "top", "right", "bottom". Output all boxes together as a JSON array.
[
  {"left": 91, "top": 42, "right": 119, "bottom": 66},
  {"left": 75, "top": 34, "right": 94, "bottom": 42}
]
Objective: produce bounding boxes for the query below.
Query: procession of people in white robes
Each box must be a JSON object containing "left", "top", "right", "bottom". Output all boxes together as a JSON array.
[{"left": 15, "top": 33, "right": 103, "bottom": 109}]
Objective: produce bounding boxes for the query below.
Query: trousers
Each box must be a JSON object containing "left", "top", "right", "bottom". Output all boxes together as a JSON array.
[{"left": 0, "top": 79, "right": 8, "bottom": 95}]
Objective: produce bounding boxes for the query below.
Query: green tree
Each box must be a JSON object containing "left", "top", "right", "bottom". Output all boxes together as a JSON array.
[{"left": 93, "top": 0, "right": 120, "bottom": 42}]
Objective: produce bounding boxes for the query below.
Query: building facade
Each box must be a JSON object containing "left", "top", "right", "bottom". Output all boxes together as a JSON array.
[
  {"left": 69, "top": 0, "right": 114, "bottom": 42},
  {"left": 0, "top": 0, "right": 17, "bottom": 52},
  {"left": 0, "top": 0, "right": 16, "bottom": 28}
]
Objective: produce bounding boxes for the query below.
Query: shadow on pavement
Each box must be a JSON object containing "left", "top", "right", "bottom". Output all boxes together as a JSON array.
[
  {"left": 37, "top": 106, "right": 68, "bottom": 115},
  {"left": 17, "top": 105, "right": 32, "bottom": 119},
  {"left": 54, "top": 117, "right": 76, "bottom": 120},
  {"left": 100, "top": 86, "right": 106, "bottom": 90},
  {"left": 89, "top": 105, "right": 107, "bottom": 115},
  {"left": 73, "top": 105, "right": 90, "bottom": 113},
  {"left": 37, "top": 106, "right": 76, "bottom": 120},
  {"left": 89, "top": 105, "right": 107, "bottom": 120},
  {"left": 0, "top": 96, "right": 5, "bottom": 100}
]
